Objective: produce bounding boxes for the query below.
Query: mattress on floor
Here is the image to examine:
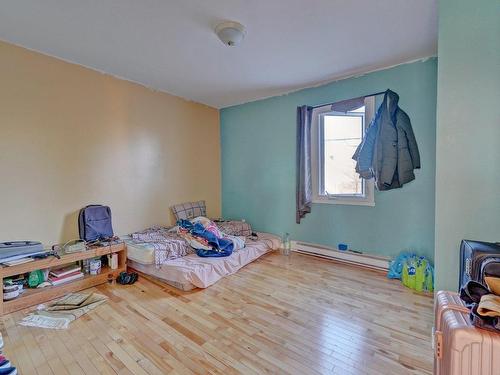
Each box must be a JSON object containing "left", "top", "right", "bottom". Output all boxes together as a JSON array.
[{"left": 127, "top": 232, "right": 281, "bottom": 290}]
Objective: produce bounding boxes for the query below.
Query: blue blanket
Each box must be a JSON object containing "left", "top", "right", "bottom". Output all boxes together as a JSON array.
[{"left": 177, "top": 220, "right": 233, "bottom": 257}]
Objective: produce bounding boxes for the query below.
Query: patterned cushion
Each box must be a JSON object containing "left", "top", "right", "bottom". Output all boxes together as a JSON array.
[{"left": 171, "top": 200, "right": 206, "bottom": 221}]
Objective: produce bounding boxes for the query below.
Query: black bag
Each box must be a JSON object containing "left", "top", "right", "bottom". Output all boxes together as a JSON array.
[
  {"left": 459, "top": 239, "right": 500, "bottom": 290},
  {"left": 78, "top": 205, "right": 114, "bottom": 242}
]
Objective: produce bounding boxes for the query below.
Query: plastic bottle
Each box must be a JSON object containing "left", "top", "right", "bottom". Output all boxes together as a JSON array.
[{"left": 282, "top": 233, "right": 291, "bottom": 256}]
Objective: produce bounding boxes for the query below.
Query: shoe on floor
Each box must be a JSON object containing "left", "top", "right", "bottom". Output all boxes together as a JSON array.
[
  {"left": 128, "top": 272, "right": 138, "bottom": 284},
  {"left": 117, "top": 272, "right": 139, "bottom": 285}
]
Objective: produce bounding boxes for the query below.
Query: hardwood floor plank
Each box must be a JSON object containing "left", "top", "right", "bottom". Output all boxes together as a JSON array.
[{"left": 1, "top": 252, "right": 433, "bottom": 374}]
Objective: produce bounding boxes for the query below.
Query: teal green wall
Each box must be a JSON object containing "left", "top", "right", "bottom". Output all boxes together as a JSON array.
[
  {"left": 221, "top": 59, "right": 437, "bottom": 260},
  {"left": 435, "top": 0, "right": 500, "bottom": 291}
]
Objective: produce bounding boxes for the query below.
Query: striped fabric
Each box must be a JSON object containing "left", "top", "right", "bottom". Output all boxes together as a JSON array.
[{"left": 131, "top": 226, "right": 193, "bottom": 265}]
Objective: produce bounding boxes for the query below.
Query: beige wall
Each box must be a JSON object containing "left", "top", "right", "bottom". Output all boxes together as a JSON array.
[{"left": 0, "top": 41, "right": 220, "bottom": 246}]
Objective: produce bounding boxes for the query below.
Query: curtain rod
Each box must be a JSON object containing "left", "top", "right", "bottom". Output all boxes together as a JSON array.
[{"left": 310, "top": 89, "right": 388, "bottom": 109}]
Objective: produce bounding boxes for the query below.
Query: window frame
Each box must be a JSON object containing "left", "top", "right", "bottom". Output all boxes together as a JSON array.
[{"left": 311, "top": 96, "right": 375, "bottom": 207}]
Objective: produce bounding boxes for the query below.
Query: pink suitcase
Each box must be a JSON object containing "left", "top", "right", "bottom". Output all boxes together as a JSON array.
[{"left": 434, "top": 290, "right": 500, "bottom": 375}]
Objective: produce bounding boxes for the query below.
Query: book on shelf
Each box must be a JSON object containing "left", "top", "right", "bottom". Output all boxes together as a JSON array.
[
  {"left": 48, "top": 271, "right": 84, "bottom": 286},
  {"left": 49, "top": 264, "right": 81, "bottom": 278}
]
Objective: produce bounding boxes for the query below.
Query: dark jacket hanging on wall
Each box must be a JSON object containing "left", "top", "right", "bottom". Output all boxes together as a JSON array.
[{"left": 353, "top": 89, "right": 420, "bottom": 190}]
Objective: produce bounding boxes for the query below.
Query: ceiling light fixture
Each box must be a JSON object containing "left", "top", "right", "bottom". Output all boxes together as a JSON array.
[{"left": 215, "top": 21, "right": 246, "bottom": 47}]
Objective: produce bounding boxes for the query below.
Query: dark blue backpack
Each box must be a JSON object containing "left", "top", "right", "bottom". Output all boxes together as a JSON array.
[{"left": 78, "top": 205, "right": 114, "bottom": 242}]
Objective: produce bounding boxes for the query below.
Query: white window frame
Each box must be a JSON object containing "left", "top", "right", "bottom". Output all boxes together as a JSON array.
[{"left": 311, "top": 96, "right": 375, "bottom": 207}]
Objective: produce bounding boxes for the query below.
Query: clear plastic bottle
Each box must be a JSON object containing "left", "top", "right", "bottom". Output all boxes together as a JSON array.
[{"left": 282, "top": 233, "right": 291, "bottom": 256}]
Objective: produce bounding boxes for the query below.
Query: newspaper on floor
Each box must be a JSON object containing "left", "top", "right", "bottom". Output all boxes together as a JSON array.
[
  {"left": 19, "top": 313, "right": 72, "bottom": 329},
  {"left": 19, "top": 292, "right": 107, "bottom": 329}
]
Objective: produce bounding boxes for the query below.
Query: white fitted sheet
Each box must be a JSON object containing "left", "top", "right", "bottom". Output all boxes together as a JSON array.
[{"left": 127, "top": 232, "right": 280, "bottom": 290}]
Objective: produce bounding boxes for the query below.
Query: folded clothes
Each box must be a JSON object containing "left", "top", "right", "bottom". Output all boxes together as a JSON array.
[
  {"left": 459, "top": 280, "right": 490, "bottom": 304},
  {"left": 470, "top": 303, "right": 500, "bottom": 332},
  {"left": 460, "top": 280, "right": 500, "bottom": 332},
  {"left": 477, "top": 294, "right": 500, "bottom": 318},
  {"left": 485, "top": 276, "right": 500, "bottom": 296}
]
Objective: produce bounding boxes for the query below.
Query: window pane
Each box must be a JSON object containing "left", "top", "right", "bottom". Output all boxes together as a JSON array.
[{"left": 323, "top": 110, "right": 364, "bottom": 195}]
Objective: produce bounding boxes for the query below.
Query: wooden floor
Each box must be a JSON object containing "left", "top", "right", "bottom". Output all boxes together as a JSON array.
[{"left": 1, "top": 252, "right": 434, "bottom": 375}]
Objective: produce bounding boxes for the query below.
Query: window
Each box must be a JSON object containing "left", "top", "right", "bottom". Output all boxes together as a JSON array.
[{"left": 311, "top": 96, "right": 375, "bottom": 206}]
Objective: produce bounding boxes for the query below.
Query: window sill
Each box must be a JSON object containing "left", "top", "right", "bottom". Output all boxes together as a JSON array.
[{"left": 312, "top": 197, "right": 375, "bottom": 207}]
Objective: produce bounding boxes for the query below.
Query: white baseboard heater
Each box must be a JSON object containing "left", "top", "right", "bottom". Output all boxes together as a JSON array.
[{"left": 291, "top": 241, "right": 389, "bottom": 271}]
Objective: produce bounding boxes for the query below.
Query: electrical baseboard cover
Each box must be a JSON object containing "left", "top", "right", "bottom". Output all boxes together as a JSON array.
[{"left": 292, "top": 241, "right": 389, "bottom": 271}]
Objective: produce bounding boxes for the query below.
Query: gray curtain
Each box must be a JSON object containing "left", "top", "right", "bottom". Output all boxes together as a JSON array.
[{"left": 296, "top": 105, "right": 313, "bottom": 223}]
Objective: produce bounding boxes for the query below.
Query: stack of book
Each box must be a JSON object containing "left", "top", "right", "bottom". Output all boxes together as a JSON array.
[{"left": 48, "top": 264, "right": 84, "bottom": 286}]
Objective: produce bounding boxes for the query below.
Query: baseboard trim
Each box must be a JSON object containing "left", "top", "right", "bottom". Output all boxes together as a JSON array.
[{"left": 291, "top": 241, "right": 389, "bottom": 271}]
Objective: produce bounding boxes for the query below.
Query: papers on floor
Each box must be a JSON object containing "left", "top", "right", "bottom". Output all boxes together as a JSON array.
[
  {"left": 19, "top": 292, "right": 107, "bottom": 329},
  {"left": 19, "top": 314, "right": 72, "bottom": 329}
]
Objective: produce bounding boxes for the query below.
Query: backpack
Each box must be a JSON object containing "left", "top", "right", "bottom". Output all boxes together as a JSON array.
[{"left": 78, "top": 205, "right": 114, "bottom": 242}]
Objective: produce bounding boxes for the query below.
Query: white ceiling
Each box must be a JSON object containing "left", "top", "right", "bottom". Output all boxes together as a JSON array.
[{"left": 0, "top": 0, "right": 437, "bottom": 108}]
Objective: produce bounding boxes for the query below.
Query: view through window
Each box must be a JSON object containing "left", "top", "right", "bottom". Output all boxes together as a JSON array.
[{"left": 320, "top": 106, "right": 365, "bottom": 196}]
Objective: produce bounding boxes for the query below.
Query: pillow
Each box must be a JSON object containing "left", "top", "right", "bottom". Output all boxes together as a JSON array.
[
  {"left": 171, "top": 200, "right": 206, "bottom": 221},
  {"left": 216, "top": 220, "right": 252, "bottom": 237}
]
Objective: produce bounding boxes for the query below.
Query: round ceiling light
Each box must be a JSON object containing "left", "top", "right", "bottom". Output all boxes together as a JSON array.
[{"left": 215, "top": 21, "right": 246, "bottom": 47}]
